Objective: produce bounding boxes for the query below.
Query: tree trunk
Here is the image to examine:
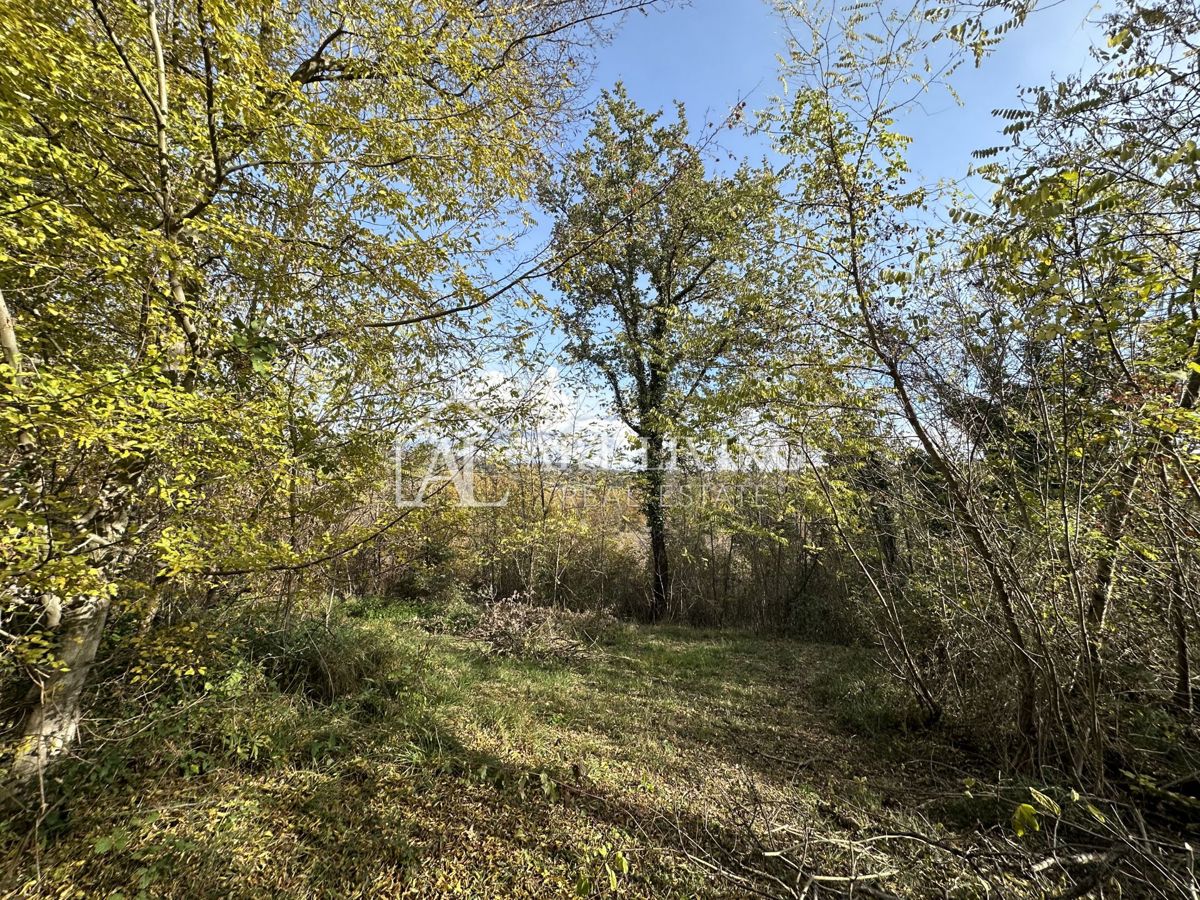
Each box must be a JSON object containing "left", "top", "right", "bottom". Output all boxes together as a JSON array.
[
  {"left": 11, "top": 597, "right": 111, "bottom": 780},
  {"left": 833, "top": 152, "right": 1041, "bottom": 749},
  {"left": 4, "top": 287, "right": 118, "bottom": 781},
  {"left": 11, "top": 0, "right": 206, "bottom": 780},
  {"left": 1085, "top": 462, "right": 1141, "bottom": 636},
  {"left": 10, "top": 451, "right": 144, "bottom": 780},
  {"left": 1171, "top": 569, "right": 1193, "bottom": 715},
  {"left": 864, "top": 451, "right": 904, "bottom": 589},
  {"left": 644, "top": 435, "right": 671, "bottom": 622}
]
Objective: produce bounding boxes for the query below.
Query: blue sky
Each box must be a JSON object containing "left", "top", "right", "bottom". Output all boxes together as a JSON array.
[{"left": 584, "top": 0, "right": 1105, "bottom": 201}]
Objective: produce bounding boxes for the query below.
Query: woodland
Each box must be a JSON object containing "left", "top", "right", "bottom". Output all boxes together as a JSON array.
[{"left": 1, "top": 0, "right": 1199, "bottom": 896}]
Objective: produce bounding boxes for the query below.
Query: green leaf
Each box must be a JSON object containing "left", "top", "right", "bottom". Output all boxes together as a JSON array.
[{"left": 1012, "top": 803, "right": 1040, "bottom": 837}]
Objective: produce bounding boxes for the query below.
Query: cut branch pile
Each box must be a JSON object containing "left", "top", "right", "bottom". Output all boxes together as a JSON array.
[{"left": 466, "top": 596, "right": 615, "bottom": 662}]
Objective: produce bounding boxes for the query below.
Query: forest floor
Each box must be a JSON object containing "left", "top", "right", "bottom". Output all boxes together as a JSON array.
[{"left": 1, "top": 605, "right": 1102, "bottom": 898}]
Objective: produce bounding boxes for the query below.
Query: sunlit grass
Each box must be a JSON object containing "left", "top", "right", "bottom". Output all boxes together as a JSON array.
[{"left": 1, "top": 608, "right": 1008, "bottom": 899}]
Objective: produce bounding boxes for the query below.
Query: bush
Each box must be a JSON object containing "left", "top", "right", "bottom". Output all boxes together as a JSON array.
[
  {"left": 434, "top": 588, "right": 483, "bottom": 634},
  {"left": 244, "top": 619, "right": 404, "bottom": 703}
]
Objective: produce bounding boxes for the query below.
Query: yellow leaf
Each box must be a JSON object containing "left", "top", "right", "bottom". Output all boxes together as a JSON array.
[{"left": 1012, "top": 803, "right": 1040, "bottom": 837}]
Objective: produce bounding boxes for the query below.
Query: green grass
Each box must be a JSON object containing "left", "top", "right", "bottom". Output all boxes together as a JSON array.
[{"left": 1, "top": 610, "right": 1029, "bottom": 899}]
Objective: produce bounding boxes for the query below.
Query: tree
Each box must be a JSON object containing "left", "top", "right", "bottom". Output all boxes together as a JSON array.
[
  {"left": 0, "top": 0, "right": 659, "bottom": 778},
  {"left": 770, "top": 0, "right": 1200, "bottom": 778},
  {"left": 962, "top": 0, "right": 1200, "bottom": 728},
  {"left": 541, "top": 85, "right": 778, "bottom": 620}
]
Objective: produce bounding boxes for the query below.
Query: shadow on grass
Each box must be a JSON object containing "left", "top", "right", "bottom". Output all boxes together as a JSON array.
[{"left": 0, "top": 619, "right": 986, "bottom": 898}]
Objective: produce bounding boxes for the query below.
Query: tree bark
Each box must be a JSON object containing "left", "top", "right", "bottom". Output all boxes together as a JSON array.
[
  {"left": 644, "top": 434, "right": 671, "bottom": 622},
  {"left": 1085, "top": 462, "right": 1141, "bottom": 635},
  {"left": 1171, "top": 567, "right": 1193, "bottom": 715},
  {"left": 11, "top": 598, "right": 111, "bottom": 780},
  {"left": 10, "top": 453, "right": 144, "bottom": 780}
]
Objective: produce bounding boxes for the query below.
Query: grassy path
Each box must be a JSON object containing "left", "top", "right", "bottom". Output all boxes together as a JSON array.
[{"left": 2, "top": 615, "right": 1025, "bottom": 898}]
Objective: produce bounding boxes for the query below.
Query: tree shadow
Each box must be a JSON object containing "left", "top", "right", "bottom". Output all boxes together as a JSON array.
[{"left": 0, "top": 624, "right": 992, "bottom": 898}]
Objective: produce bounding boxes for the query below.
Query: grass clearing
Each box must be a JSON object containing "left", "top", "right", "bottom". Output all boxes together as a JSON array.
[{"left": 0, "top": 610, "right": 1087, "bottom": 898}]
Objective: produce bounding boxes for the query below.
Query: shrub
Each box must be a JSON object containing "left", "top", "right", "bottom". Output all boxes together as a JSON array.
[{"left": 244, "top": 619, "right": 404, "bottom": 703}]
